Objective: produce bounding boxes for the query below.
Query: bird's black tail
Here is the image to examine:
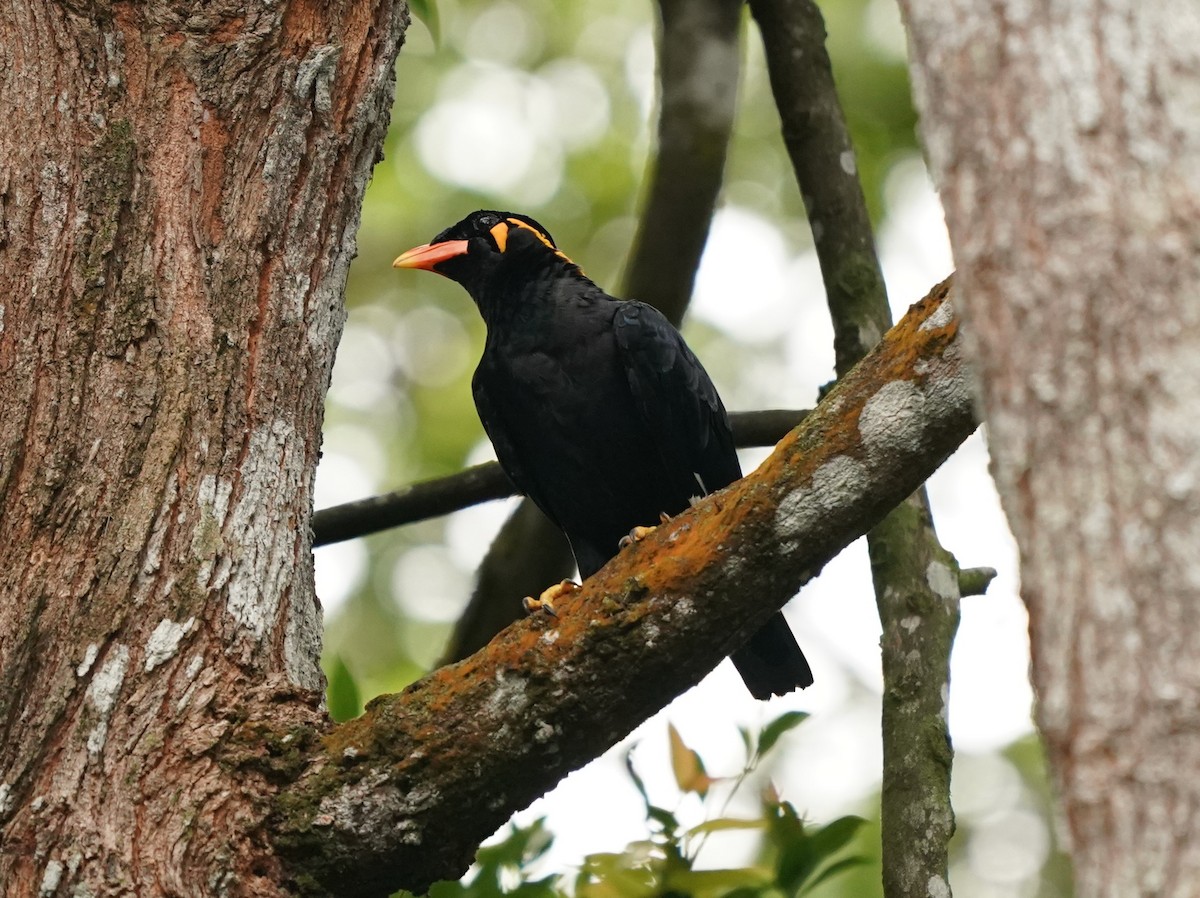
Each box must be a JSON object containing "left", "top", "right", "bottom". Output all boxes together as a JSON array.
[{"left": 730, "top": 612, "right": 813, "bottom": 700}]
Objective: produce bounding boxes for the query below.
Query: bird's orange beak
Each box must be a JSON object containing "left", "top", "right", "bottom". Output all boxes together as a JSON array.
[{"left": 392, "top": 240, "right": 470, "bottom": 273}]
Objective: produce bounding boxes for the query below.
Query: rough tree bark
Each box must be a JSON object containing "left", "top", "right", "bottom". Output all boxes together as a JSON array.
[
  {"left": 898, "top": 1, "right": 1200, "bottom": 894},
  {"left": 0, "top": 2, "right": 406, "bottom": 894}
]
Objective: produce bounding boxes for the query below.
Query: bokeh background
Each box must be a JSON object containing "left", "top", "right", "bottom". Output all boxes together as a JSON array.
[{"left": 314, "top": 1, "right": 1072, "bottom": 894}]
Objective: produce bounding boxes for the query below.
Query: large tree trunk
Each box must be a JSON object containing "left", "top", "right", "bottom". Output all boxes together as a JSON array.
[
  {"left": 0, "top": 2, "right": 406, "bottom": 893},
  {"left": 898, "top": 1, "right": 1200, "bottom": 893}
]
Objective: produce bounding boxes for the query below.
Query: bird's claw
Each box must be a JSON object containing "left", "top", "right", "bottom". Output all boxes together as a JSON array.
[
  {"left": 618, "top": 524, "right": 658, "bottom": 550},
  {"left": 522, "top": 579, "right": 578, "bottom": 617}
]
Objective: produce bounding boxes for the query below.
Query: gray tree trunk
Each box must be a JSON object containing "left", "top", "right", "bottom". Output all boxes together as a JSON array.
[{"left": 898, "top": 1, "right": 1200, "bottom": 894}]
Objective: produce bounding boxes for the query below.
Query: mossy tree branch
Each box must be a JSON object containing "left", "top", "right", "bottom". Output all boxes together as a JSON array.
[{"left": 269, "top": 280, "right": 975, "bottom": 896}]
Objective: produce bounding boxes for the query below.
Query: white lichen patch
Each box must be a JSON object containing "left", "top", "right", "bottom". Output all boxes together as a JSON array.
[
  {"left": 839, "top": 149, "right": 857, "bottom": 175},
  {"left": 285, "top": 587, "right": 326, "bottom": 692},
  {"left": 144, "top": 617, "right": 196, "bottom": 672},
  {"left": 533, "top": 719, "right": 558, "bottom": 743},
  {"left": 39, "top": 860, "right": 63, "bottom": 897},
  {"left": 318, "top": 768, "right": 405, "bottom": 841},
  {"left": 539, "top": 630, "right": 560, "bottom": 645},
  {"left": 927, "top": 873, "right": 950, "bottom": 898},
  {"left": 185, "top": 654, "right": 204, "bottom": 679},
  {"left": 918, "top": 296, "right": 955, "bottom": 332},
  {"left": 859, "top": 381, "right": 926, "bottom": 457},
  {"left": 76, "top": 643, "right": 99, "bottom": 678},
  {"left": 0, "top": 783, "right": 12, "bottom": 816},
  {"left": 484, "top": 668, "right": 529, "bottom": 717},
  {"left": 397, "top": 819, "right": 424, "bottom": 845},
  {"left": 926, "top": 561, "right": 959, "bottom": 601},
  {"left": 295, "top": 44, "right": 340, "bottom": 113},
  {"left": 86, "top": 644, "right": 129, "bottom": 755},
  {"left": 87, "top": 646, "right": 129, "bottom": 715},
  {"left": 215, "top": 420, "right": 309, "bottom": 657},
  {"left": 775, "top": 456, "right": 869, "bottom": 544},
  {"left": 176, "top": 655, "right": 208, "bottom": 711}
]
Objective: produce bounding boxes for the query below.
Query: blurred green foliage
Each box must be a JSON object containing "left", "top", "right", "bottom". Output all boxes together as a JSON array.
[{"left": 401, "top": 715, "right": 866, "bottom": 898}]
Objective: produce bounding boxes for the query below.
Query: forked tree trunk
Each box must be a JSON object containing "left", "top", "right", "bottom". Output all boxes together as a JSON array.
[
  {"left": 899, "top": 1, "right": 1200, "bottom": 893},
  {"left": 0, "top": 3, "right": 406, "bottom": 893}
]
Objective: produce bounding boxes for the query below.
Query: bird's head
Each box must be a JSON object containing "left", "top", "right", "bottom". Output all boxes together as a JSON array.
[{"left": 393, "top": 210, "right": 582, "bottom": 304}]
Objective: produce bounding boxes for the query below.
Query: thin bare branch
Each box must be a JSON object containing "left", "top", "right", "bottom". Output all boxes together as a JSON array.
[
  {"left": 313, "top": 462, "right": 514, "bottom": 547},
  {"left": 311, "top": 409, "right": 810, "bottom": 547},
  {"left": 622, "top": 0, "right": 743, "bottom": 323},
  {"left": 959, "top": 567, "right": 998, "bottom": 597},
  {"left": 750, "top": 1, "right": 964, "bottom": 893}
]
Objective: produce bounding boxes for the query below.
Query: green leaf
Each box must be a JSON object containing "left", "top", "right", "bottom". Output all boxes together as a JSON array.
[
  {"left": 684, "top": 817, "right": 767, "bottom": 838},
  {"left": 756, "top": 711, "right": 809, "bottom": 759},
  {"left": 408, "top": 0, "right": 441, "bottom": 44},
  {"left": 667, "top": 867, "right": 773, "bottom": 894},
  {"left": 776, "top": 835, "right": 813, "bottom": 892},
  {"left": 475, "top": 818, "right": 554, "bottom": 871},
  {"left": 624, "top": 747, "right": 651, "bottom": 809},
  {"left": 806, "top": 816, "right": 866, "bottom": 863},
  {"left": 325, "top": 654, "right": 361, "bottom": 723},
  {"left": 737, "top": 726, "right": 754, "bottom": 764},
  {"left": 799, "top": 855, "right": 870, "bottom": 895},
  {"left": 775, "top": 814, "right": 866, "bottom": 893},
  {"left": 577, "top": 854, "right": 657, "bottom": 898},
  {"left": 428, "top": 879, "right": 465, "bottom": 898},
  {"left": 646, "top": 805, "right": 680, "bottom": 835}
]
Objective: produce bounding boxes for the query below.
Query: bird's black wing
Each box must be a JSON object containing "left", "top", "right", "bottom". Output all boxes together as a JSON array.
[
  {"left": 612, "top": 300, "right": 813, "bottom": 697},
  {"left": 611, "top": 300, "right": 741, "bottom": 499}
]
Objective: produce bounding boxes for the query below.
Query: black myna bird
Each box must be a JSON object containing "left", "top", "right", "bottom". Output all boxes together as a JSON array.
[{"left": 394, "top": 210, "right": 812, "bottom": 699}]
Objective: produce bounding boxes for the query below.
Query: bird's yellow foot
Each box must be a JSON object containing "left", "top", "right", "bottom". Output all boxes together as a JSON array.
[
  {"left": 618, "top": 513, "right": 672, "bottom": 550},
  {"left": 522, "top": 579, "right": 578, "bottom": 616},
  {"left": 618, "top": 525, "right": 654, "bottom": 549}
]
